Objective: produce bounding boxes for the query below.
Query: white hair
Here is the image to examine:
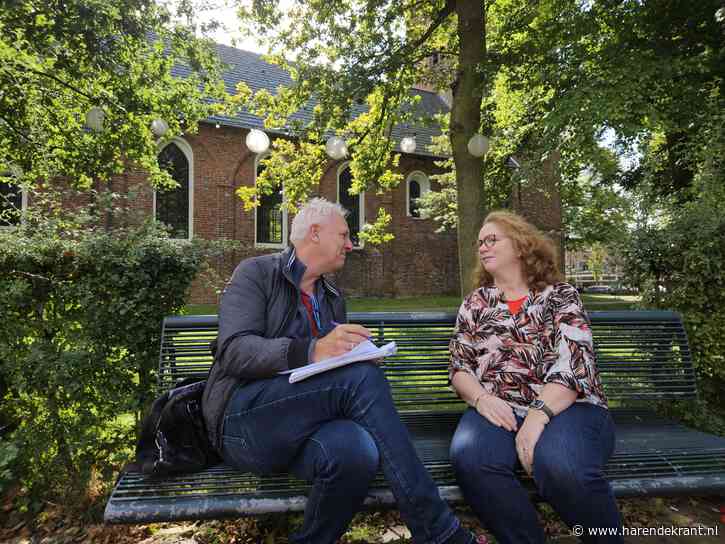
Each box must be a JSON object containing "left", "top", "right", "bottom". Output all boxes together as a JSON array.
[{"left": 290, "top": 198, "right": 349, "bottom": 244}]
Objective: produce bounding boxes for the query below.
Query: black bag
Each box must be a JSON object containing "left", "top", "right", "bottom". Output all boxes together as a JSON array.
[{"left": 129, "top": 378, "right": 221, "bottom": 477}]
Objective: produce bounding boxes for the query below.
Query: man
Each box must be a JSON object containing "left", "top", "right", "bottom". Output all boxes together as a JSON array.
[{"left": 202, "top": 198, "right": 482, "bottom": 544}]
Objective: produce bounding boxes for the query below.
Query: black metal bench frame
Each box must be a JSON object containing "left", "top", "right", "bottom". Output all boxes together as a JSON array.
[{"left": 105, "top": 311, "right": 725, "bottom": 524}]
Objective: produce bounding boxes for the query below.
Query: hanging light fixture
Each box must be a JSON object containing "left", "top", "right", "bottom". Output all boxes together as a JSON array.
[
  {"left": 85, "top": 107, "right": 105, "bottom": 132},
  {"left": 246, "top": 129, "right": 271, "bottom": 154},
  {"left": 467, "top": 133, "right": 490, "bottom": 157},
  {"left": 505, "top": 156, "right": 521, "bottom": 170},
  {"left": 325, "top": 136, "right": 348, "bottom": 160},
  {"left": 400, "top": 135, "right": 417, "bottom": 154},
  {"left": 151, "top": 119, "right": 169, "bottom": 138}
]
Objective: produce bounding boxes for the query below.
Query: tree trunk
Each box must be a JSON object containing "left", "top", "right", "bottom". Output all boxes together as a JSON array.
[{"left": 451, "top": 0, "right": 486, "bottom": 297}]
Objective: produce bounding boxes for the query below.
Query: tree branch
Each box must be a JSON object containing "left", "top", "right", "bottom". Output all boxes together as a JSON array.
[
  {"left": 9, "top": 62, "right": 127, "bottom": 113},
  {"left": 0, "top": 113, "right": 33, "bottom": 143},
  {"left": 401, "top": 0, "right": 456, "bottom": 58},
  {"left": 343, "top": 0, "right": 456, "bottom": 90}
]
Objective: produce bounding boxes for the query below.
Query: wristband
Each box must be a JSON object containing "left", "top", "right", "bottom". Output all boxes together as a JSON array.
[{"left": 529, "top": 399, "right": 554, "bottom": 422}]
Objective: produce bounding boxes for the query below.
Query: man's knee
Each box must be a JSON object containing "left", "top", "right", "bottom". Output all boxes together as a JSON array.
[
  {"left": 317, "top": 420, "right": 380, "bottom": 481},
  {"left": 339, "top": 361, "right": 386, "bottom": 384}
]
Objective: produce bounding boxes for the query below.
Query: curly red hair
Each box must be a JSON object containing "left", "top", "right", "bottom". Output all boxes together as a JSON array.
[{"left": 473, "top": 210, "right": 563, "bottom": 291}]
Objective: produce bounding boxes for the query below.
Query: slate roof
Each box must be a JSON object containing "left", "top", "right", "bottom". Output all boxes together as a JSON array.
[{"left": 171, "top": 42, "right": 449, "bottom": 158}]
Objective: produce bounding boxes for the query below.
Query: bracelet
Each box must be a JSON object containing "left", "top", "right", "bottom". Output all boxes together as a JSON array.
[{"left": 473, "top": 393, "right": 486, "bottom": 411}]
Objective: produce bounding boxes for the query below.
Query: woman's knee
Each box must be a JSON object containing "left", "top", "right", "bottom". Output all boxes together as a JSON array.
[
  {"left": 450, "top": 424, "right": 479, "bottom": 474},
  {"left": 450, "top": 412, "right": 513, "bottom": 476},
  {"left": 534, "top": 446, "right": 606, "bottom": 497},
  {"left": 534, "top": 408, "right": 614, "bottom": 496}
]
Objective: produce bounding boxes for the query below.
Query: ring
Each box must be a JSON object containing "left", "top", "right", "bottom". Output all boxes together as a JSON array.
[{"left": 349, "top": 342, "right": 354, "bottom": 350}]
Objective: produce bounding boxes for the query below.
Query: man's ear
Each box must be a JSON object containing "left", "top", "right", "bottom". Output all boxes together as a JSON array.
[{"left": 310, "top": 225, "right": 320, "bottom": 242}]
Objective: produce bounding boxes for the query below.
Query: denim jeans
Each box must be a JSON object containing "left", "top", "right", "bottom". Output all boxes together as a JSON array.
[
  {"left": 221, "top": 362, "right": 462, "bottom": 544},
  {"left": 450, "top": 403, "right": 623, "bottom": 544}
]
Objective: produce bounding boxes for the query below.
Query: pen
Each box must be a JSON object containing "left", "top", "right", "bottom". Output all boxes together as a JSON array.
[{"left": 331, "top": 321, "right": 374, "bottom": 341}]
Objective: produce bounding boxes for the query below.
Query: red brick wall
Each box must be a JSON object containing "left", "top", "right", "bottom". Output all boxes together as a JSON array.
[
  {"left": 509, "top": 150, "right": 565, "bottom": 269},
  {"left": 112, "top": 122, "right": 560, "bottom": 304}
]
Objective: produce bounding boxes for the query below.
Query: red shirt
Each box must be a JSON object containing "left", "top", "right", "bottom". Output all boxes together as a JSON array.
[
  {"left": 300, "top": 292, "right": 320, "bottom": 337},
  {"left": 506, "top": 295, "right": 527, "bottom": 315}
]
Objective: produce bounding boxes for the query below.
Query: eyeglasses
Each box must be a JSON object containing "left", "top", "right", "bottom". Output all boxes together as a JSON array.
[{"left": 477, "top": 234, "right": 506, "bottom": 249}]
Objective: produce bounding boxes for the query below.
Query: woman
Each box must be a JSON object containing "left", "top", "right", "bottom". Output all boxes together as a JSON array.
[{"left": 448, "top": 211, "right": 623, "bottom": 543}]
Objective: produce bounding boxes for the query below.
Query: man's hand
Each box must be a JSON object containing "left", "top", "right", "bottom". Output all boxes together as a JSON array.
[{"left": 312, "top": 324, "right": 373, "bottom": 362}]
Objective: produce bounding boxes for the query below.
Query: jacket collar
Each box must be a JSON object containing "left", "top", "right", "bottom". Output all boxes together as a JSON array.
[{"left": 281, "top": 247, "right": 341, "bottom": 298}]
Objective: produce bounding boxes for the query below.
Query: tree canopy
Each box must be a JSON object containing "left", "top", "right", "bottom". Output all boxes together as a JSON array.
[
  {"left": 233, "top": 0, "right": 723, "bottom": 293},
  {"left": 234, "top": 0, "right": 488, "bottom": 293},
  {"left": 0, "top": 0, "right": 230, "bottom": 190},
  {"left": 3, "top": 0, "right": 722, "bottom": 293}
]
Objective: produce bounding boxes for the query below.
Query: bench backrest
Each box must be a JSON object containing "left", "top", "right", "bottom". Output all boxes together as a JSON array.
[{"left": 158, "top": 310, "right": 696, "bottom": 409}]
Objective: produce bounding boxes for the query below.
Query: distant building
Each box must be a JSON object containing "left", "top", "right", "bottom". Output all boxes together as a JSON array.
[{"left": 565, "top": 247, "right": 624, "bottom": 289}]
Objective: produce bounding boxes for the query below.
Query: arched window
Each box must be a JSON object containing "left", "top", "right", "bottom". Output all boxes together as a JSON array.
[
  {"left": 255, "top": 153, "right": 287, "bottom": 246},
  {"left": 155, "top": 139, "right": 193, "bottom": 239},
  {"left": 337, "top": 163, "right": 364, "bottom": 247},
  {"left": 0, "top": 171, "right": 26, "bottom": 227},
  {"left": 406, "top": 171, "right": 430, "bottom": 218}
]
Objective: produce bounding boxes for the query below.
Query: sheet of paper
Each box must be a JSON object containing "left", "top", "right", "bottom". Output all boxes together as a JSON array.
[{"left": 283, "top": 340, "right": 397, "bottom": 383}]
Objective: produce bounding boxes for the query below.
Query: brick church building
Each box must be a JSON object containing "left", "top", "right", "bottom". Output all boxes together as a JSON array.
[{"left": 1, "top": 43, "right": 562, "bottom": 304}]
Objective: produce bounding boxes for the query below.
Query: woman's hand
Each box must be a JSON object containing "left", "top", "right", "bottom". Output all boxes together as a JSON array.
[
  {"left": 475, "top": 393, "right": 518, "bottom": 432},
  {"left": 515, "top": 411, "right": 548, "bottom": 475}
]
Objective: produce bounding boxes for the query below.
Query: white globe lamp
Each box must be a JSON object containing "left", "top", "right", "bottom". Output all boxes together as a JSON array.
[
  {"left": 246, "top": 129, "right": 271, "bottom": 154},
  {"left": 325, "top": 136, "right": 348, "bottom": 160},
  {"left": 85, "top": 107, "right": 105, "bottom": 132},
  {"left": 151, "top": 119, "right": 169, "bottom": 138},
  {"left": 467, "top": 133, "right": 490, "bottom": 157},
  {"left": 400, "top": 136, "right": 417, "bottom": 154}
]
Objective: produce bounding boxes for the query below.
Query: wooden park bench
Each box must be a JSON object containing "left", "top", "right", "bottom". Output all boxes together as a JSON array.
[{"left": 105, "top": 310, "right": 725, "bottom": 524}]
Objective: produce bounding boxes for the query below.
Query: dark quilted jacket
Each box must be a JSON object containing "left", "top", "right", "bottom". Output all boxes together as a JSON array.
[{"left": 202, "top": 247, "right": 346, "bottom": 451}]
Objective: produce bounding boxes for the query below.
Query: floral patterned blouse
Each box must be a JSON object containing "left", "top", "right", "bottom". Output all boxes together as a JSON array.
[{"left": 449, "top": 282, "right": 608, "bottom": 416}]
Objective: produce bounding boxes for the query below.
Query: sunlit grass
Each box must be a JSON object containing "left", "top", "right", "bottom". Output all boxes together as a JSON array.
[{"left": 183, "top": 293, "right": 640, "bottom": 316}]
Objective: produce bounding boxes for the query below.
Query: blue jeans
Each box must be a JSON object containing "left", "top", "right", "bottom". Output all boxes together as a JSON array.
[
  {"left": 222, "top": 362, "right": 462, "bottom": 544},
  {"left": 450, "top": 403, "right": 623, "bottom": 544}
]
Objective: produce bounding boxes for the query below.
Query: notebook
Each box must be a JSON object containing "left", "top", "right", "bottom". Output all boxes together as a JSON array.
[{"left": 279, "top": 340, "right": 397, "bottom": 383}]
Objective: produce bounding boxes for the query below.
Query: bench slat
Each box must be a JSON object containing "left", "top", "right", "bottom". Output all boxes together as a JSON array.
[
  {"left": 105, "top": 408, "right": 725, "bottom": 524},
  {"left": 156, "top": 312, "right": 697, "bottom": 401}
]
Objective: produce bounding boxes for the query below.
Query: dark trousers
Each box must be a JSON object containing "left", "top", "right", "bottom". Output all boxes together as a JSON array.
[
  {"left": 221, "top": 362, "right": 462, "bottom": 544},
  {"left": 450, "top": 403, "right": 623, "bottom": 544}
]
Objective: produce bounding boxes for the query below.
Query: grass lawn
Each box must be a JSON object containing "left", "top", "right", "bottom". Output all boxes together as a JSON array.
[
  {"left": 183, "top": 293, "right": 639, "bottom": 315},
  {"left": 183, "top": 303, "right": 218, "bottom": 315},
  {"left": 580, "top": 293, "right": 640, "bottom": 311}
]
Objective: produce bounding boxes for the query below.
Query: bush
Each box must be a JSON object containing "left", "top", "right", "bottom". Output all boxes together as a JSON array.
[
  {"left": 0, "top": 188, "right": 230, "bottom": 510},
  {"left": 621, "top": 139, "right": 725, "bottom": 416},
  {"left": 0, "top": 440, "right": 19, "bottom": 496}
]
